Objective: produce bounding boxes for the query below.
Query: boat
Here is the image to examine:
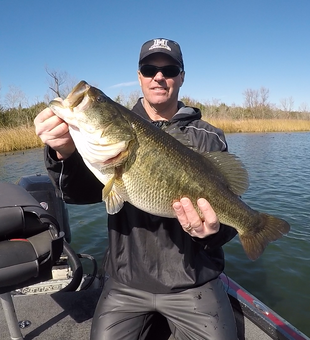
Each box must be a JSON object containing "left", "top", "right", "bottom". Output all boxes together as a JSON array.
[{"left": 0, "top": 174, "right": 309, "bottom": 340}]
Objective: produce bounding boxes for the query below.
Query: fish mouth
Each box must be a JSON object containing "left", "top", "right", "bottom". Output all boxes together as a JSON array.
[
  {"left": 102, "top": 149, "right": 129, "bottom": 167},
  {"left": 50, "top": 81, "right": 99, "bottom": 133},
  {"left": 66, "top": 81, "right": 91, "bottom": 108},
  {"left": 50, "top": 81, "right": 91, "bottom": 112}
]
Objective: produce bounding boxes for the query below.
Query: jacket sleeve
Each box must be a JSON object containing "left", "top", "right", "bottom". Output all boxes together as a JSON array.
[
  {"left": 44, "top": 146, "right": 104, "bottom": 204},
  {"left": 193, "top": 224, "right": 237, "bottom": 251}
]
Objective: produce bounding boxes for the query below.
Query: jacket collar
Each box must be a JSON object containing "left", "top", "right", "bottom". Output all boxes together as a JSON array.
[{"left": 131, "top": 98, "right": 202, "bottom": 126}]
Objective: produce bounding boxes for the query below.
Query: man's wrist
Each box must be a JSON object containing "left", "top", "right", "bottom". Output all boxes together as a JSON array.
[
  {"left": 56, "top": 150, "right": 73, "bottom": 160},
  {"left": 55, "top": 144, "right": 76, "bottom": 160}
]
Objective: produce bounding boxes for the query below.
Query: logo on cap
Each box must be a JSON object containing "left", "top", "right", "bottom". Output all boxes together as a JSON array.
[{"left": 149, "top": 39, "right": 171, "bottom": 51}]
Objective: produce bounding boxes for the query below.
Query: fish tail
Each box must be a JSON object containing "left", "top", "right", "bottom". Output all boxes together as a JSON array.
[{"left": 239, "top": 213, "right": 290, "bottom": 261}]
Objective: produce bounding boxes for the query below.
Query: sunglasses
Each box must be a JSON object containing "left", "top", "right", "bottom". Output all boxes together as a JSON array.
[{"left": 139, "top": 65, "right": 182, "bottom": 78}]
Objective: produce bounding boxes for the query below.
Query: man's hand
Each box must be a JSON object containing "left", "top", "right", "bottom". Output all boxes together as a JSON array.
[
  {"left": 34, "top": 108, "right": 75, "bottom": 160},
  {"left": 173, "top": 197, "right": 220, "bottom": 238}
]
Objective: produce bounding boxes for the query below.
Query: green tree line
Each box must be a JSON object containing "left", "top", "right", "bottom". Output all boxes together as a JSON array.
[{"left": 0, "top": 102, "right": 46, "bottom": 128}]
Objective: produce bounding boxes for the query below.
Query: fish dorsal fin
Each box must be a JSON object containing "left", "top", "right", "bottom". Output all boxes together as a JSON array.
[
  {"left": 204, "top": 151, "right": 249, "bottom": 196},
  {"left": 102, "top": 175, "right": 125, "bottom": 214}
]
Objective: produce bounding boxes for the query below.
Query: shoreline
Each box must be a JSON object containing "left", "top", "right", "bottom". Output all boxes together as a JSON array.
[{"left": 1, "top": 120, "right": 310, "bottom": 154}]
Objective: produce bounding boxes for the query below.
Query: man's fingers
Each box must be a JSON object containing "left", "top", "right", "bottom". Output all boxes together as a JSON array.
[
  {"left": 172, "top": 201, "right": 187, "bottom": 226},
  {"left": 34, "top": 108, "right": 55, "bottom": 124},
  {"left": 197, "top": 198, "right": 220, "bottom": 231},
  {"left": 173, "top": 197, "right": 220, "bottom": 237},
  {"left": 179, "top": 197, "right": 202, "bottom": 227},
  {"left": 173, "top": 198, "right": 203, "bottom": 234}
]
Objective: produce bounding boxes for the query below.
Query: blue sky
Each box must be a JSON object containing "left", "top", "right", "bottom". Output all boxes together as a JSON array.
[{"left": 0, "top": 0, "right": 309, "bottom": 110}]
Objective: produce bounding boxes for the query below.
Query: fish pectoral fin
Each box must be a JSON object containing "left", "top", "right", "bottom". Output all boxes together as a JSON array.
[
  {"left": 102, "top": 175, "right": 125, "bottom": 214},
  {"left": 105, "top": 190, "right": 124, "bottom": 214},
  {"left": 102, "top": 176, "right": 115, "bottom": 200},
  {"left": 203, "top": 151, "right": 249, "bottom": 196}
]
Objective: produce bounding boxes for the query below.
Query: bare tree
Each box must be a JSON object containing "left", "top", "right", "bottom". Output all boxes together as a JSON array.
[
  {"left": 4, "top": 85, "right": 28, "bottom": 109},
  {"left": 45, "top": 67, "right": 68, "bottom": 97},
  {"left": 259, "top": 87, "right": 270, "bottom": 107},
  {"left": 114, "top": 90, "right": 142, "bottom": 109},
  {"left": 243, "top": 88, "right": 259, "bottom": 109},
  {"left": 243, "top": 87, "right": 270, "bottom": 108},
  {"left": 45, "top": 67, "right": 78, "bottom": 101},
  {"left": 243, "top": 87, "right": 271, "bottom": 118},
  {"left": 298, "top": 102, "right": 309, "bottom": 113},
  {"left": 280, "top": 97, "right": 294, "bottom": 113},
  {"left": 127, "top": 90, "right": 142, "bottom": 109},
  {"left": 114, "top": 92, "right": 126, "bottom": 105}
]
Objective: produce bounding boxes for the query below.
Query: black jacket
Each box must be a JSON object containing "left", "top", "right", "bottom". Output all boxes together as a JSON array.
[{"left": 45, "top": 99, "right": 237, "bottom": 293}]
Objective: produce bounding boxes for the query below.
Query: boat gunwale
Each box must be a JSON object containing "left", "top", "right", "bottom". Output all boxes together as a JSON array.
[{"left": 220, "top": 273, "right": 309, "bottom": 340}]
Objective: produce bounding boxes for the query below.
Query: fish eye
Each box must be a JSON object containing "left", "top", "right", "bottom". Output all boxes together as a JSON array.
[{"left": 96, "top": 95, "right": 106, "bottom": 103}]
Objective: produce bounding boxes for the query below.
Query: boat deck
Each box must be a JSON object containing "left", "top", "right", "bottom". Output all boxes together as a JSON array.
[{"left": 0, "top": 288, "right": 272, "bottom": 340}]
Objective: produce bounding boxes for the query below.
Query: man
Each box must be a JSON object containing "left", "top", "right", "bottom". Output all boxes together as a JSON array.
[{"left": 34, "top": 38, "right": 238, "bottom": 340}]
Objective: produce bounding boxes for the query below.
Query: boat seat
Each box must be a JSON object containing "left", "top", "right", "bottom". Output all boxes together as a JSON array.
[{"left": 0, "top": 181, "right": 64, "bottom": 340}]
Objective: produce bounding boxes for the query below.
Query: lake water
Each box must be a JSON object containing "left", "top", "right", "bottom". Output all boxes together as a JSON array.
[{"left": 0, "top": 132, "right": 309, "bottom": 336}]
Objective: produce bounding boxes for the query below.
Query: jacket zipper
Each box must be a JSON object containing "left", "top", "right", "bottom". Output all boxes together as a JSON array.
[{"left": 58, "top": 160, "right": 65, "bottom": 201}]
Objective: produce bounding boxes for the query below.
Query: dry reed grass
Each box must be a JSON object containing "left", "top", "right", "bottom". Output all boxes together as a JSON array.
[
  {"left": 0, "top": 126, "right": 44, "bottom": 153},
  {"left": 208, "top": 119, "right": 310, "bottom": 133},
  {"left": 0, "top": 119, "right": 309, "bottom": 153}
]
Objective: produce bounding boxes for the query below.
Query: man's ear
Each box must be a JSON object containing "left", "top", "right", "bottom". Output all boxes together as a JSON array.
[
  {"left": 137, "top": 70, "right": 142, "bottom": 86},
  {"left": 180, "top": 71, "right": 185, "bottom": 86}
]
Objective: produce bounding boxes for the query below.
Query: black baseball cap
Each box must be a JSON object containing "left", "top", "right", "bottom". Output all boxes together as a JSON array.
[{"left": 139, "top": 38, "right": 184, "bottom": 70}]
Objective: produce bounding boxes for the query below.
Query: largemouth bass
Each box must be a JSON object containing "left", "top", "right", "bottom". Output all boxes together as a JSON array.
[{"left": 49, "top": 81, "right": 290, "bottom": 260}]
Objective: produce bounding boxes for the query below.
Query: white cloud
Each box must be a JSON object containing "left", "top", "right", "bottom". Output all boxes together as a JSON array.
[{"left": 109, "top": 81, "right": 139, "bottom": 88}]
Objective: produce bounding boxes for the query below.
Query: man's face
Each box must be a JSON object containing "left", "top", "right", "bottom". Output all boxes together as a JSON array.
[{"left": 138, "top": 54, "right": 185, "bottom": 108}]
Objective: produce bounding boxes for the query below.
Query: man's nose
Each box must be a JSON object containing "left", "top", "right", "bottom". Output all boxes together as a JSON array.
[{"left": 153, "top": 71, "right": 165, "bottom": 81}]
